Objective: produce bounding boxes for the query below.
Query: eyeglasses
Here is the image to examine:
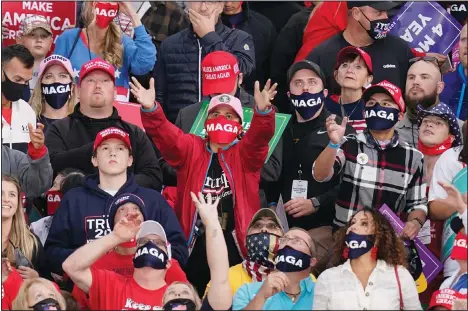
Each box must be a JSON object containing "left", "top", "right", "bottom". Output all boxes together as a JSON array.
[
  {"left": 409, "top": 56, "right": 442, "bottom": 73},
  {"left": 251, "top": 222, "right": 281, "bottom": 231},
  {"left": 278, "top": 236, "right": 310, "bottom": 249},
  {"left": 137, "top": 237, "right": 167, "bottom": 249}
]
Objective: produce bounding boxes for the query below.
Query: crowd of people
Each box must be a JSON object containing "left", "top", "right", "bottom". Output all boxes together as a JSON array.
[{"left": 1, "top": 1, "right": 467, "bottom": 310}]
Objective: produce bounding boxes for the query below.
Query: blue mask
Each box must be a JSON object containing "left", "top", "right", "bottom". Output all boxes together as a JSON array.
[
  {"left": 41, "top": 82, "right": 72, "bottom": 110},
  {"left": 344, "top": 232, "right": 375, "bottom": 259},
  {"left": 274, "top": 246, "right": 311, "bottom": 272},
  {"left": 133, "top": 241, "right": 168, "bottom": 270},
  {"left": 364, "top": 103, "right": 399, "bottom": 131},
  {"left": 290, "top": 91, "right": 325, "bottom": 120}
]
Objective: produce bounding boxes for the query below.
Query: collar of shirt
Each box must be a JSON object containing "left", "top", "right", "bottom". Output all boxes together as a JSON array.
[
  {"left": 396, "top": 112, "right": 415, "bottom": 129},
  {"left": 341, "top": 259, "right": 388, "bottom": 275},
  {"left": 358, "top": 129, "right": 400, "bottom": 150}
]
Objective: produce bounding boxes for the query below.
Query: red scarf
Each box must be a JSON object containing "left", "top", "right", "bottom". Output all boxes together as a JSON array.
[{"left": 418, "top": 136, "right": 453, "bottom": 156}]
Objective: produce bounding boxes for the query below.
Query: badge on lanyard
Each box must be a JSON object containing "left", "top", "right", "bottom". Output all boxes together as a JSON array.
[{"left": 291, "top": 164, "right": 308, "bottom": 199}]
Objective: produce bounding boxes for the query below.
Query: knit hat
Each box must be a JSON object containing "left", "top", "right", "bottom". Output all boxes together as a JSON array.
[{"left": 108, "top": 193, "right": 147, "bottom": 230}]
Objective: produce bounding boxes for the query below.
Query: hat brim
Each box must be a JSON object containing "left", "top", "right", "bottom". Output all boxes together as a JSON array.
[
  {"left": 79, "top": 67, "right": 115, "bottom": 85},
  {"left": 247, "top": 208, "right": 284, "bottom": 234},
  {"left": 202, "top": 78, "right": 237, "bottom": 97},
  {"left": 415, "top": 273, "right": 428, "bottom": 294},
  {"left": 136, "top": 220, "right": 171, "bottom": 258},
  {"left": 363, "top": 85, "right": 401, "bottom": 109},
  {"left": 94, "top": 132, "right": 132, "bottom": 152}
]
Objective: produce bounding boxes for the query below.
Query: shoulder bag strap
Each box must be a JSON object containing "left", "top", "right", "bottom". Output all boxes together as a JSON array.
[
  {"left": 67, "top": 28, "right": 82, "bottom": 59},
  {"left": 394, "top": 265, "right": 404, "bottom": 310}
]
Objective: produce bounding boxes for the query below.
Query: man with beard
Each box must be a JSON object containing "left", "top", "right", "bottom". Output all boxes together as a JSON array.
[
  {"left": 440, "top": 23, "right": 467, "bottom": 121},
  {"left": 397, "top": 57, "right": 464, "bottom": 147}
]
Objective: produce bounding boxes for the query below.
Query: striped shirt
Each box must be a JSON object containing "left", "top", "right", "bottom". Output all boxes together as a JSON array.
[
  {"left": 315, "top": 130, "right": 427, "bottom": 227},
  {"left": 325, "top": 97, "right": 367, "bottom": 134}
]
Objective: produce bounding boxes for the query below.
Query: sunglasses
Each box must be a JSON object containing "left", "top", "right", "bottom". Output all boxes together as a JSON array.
[{"left": 409, "top": 56, "right": 442, "bottom": 73}]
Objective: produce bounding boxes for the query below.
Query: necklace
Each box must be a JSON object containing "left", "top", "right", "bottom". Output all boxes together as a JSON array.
[
  {"left": 339, "top": 97, "right": 362, "bottom": 119},
  {"left": 284, "top": 290, "right": 301, "bottom": 302}
]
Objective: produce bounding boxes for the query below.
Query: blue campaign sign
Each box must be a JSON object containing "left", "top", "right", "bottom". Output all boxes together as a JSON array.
[{"left": 389, "top": 1, "right": 462, "bottom": 54}]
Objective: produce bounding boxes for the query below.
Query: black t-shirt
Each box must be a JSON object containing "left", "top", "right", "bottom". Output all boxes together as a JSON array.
[
  {"left": 307, "top": 32, "right": 414, "bottom": 95},
  {"left": 200, "top": 297, "right": 232, "bottom": 311},
  {"left": 185, "top": 155, "right": 241, "bottom": 296}
]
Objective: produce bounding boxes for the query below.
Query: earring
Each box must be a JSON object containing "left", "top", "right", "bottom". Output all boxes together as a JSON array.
[
  {"left": 343, "top": 247, "right": 349, "bottom": 259},
  {"left": 371, "top": 246, "right": 378, "bottom": 260}
]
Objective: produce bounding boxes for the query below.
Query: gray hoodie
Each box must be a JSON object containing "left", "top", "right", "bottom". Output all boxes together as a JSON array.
[{"left": 1, "top": 145, "right": 53, "bottom": 198}]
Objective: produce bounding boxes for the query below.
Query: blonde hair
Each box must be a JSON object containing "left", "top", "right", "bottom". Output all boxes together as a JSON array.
[
  {"left": 1, "top": 175, "right": 38, "bottom": 267},
  {"left": 163, "top": 282, "right": 202, "bottom": 309},
  {"left": 29, "top": 71, "right": 77, "bottom": 116},
  {"left": 12, "top": 278, "right": 67, "bottom": 310},
  {"left": 82, "top": 1, "right": 123, "bottom": 68}
]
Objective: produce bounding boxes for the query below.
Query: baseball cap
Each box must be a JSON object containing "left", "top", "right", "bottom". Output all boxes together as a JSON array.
[
  {"left": 202, "top": 51, "right": 240, "bottom": 96},
  {"left": 336, "top": 46, "right": 373, "bottom": 73},
  {"left": 79, "top": 58, "right": 115, "bottom": 85},
  {"left": 362, "top": 80, "right": 406, "bottom": 113},
  {"left": 287, "top": 60, "right": 326, "bottom": 87},
  {"left": 404, "top": 240, "right": 427, "bottom": 293},
  {"left": 347, "top": 1, "right": 401, "bottom": 11},
  {"left": 20, "top": 15, "right": 52, "bottom": 37},
  {"left": 93, "top": 127, "right": 132, "bottom": 153},
  {"left": 429, "top": 289, "right": 467, "bottom": 310},
  {"left": 38, "top": 55, "right": 74, "bottom": 79},
  {"left": 207, "top": 94, "right": 244, "bottom": 123},
  {"left": 417, "top": 103, "right": 462, "bottom": 147},
  {"left": 247, "top": 208, "right": 284, "bottom": 233},
  {"left": 108, "top": 193, "right": 147, "bottom": 230},
  {"left": 136, "top": 220, "right": 172, "bottom": 259}
]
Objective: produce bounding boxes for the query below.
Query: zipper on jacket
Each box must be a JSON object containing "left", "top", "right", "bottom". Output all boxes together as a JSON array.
[
  {"left": 197, "top": 39, "right": 202, "bottom": 102},
  {"left": 187, "top": 151, "right": 213, "bottom": 250}
]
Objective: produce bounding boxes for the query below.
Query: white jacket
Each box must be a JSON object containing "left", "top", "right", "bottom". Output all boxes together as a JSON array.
[{"left": 2, "top": 99, "right": 36, "bottom": 149}]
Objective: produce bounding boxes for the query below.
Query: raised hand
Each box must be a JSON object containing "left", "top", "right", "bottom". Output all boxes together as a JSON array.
[
  {"left": 28, "top": 123, "right": 45, "bottom": 150},
  {"left": 254, "top": 79, "right": 278, "bottom": 112},
  {"left": 258, "top": 271, "right": 289, "bottom": 299},
  {"left": 130, "top": 77, "right": 156, "bottom": 111},
  {"left": 325, "top": 114, "right": 347, "bottom": 145},
  {"left": 190, "top": 192, "right": 220, "bottom": 227},
  {"left": 113, "top": 215, "right": 142, "bottom": 243},
  {"left": 434, "top": 181, "right": 467, "bottom": 215}
]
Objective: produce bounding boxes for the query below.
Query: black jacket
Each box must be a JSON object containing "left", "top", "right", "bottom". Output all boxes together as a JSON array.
[
  {"left": 155, "top": 20, "right": 255, "bottom": 123},
  {"left": 221, "top": 3, "right": 277, "bottom": 93},
  {"left": 248, "top": 1, "right": 304, "bottom": 34},
  {"left": 267, "top": 108, "right": 355, "bottom": 230},
  {"left": 45, "top": 104, "right": 163, "bottom": 191},
  {"left": 271, "top": 8, "right": 312, "bottom": 114},
  {"left": 159, "top": 88, "right": 283, "bottom": 208}
]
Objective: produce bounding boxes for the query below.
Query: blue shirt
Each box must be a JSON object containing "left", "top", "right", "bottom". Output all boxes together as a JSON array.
[
  {"left": 440, "top": 63, "right": 467, "bottom": 121},
  {"left": 233, "top": 275, "right": 315, "bottom": 310}
]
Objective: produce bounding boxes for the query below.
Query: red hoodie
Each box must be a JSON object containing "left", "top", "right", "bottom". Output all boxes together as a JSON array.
[{"left": 141, "top": 103, "right": 275, "bottom": 257}]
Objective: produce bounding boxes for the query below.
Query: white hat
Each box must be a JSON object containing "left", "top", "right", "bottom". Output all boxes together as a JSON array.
[{"left": 136, "top": 220, "right": 171, "bottom": 259}]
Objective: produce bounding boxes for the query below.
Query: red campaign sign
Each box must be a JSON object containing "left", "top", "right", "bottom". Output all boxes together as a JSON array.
[
  {"left": 1, "top": 1, "right": 76, "bottom": 51},
  {"left": 114, "top": 101, "right": 144, "bottom": 130}
]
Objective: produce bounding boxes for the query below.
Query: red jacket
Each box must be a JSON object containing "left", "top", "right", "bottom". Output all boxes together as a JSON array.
[{"left": 141, "top": 103, "right": 275, "bottom": 257}]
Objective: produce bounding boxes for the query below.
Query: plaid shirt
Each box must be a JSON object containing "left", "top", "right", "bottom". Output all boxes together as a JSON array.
[
  {"left": 141, "top": 1, "right": 189, "bottom": 50},
  {"left": 322, "top": 130, "right": 427, "bottom": 227}
]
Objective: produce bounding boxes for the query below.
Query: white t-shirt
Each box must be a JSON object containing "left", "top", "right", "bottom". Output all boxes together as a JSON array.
[{"left": 428, "top": 146, "right": 466, "bottom": 277}]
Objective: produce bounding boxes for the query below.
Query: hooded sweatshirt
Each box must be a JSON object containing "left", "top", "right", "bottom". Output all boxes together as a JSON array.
[
  {"left": 44, "top": 173, "right": 188, "bottom": 275},
  {"left": 45, "top": 103, "right": 163, "bottom": 190}
]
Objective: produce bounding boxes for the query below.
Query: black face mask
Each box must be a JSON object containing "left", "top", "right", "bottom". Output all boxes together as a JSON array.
[
  {"left": 358, "top": 10, "right": 391, "bottom": 40},
  {"left": 133, "top": 241, "right": 168, "bottom": 270},
  {"left": 41, "top": 82, "right": 72, "bottom": 110},
  {"left": 30, "top": 298, "right": 61, "bottom": 311},
  {"left": 163, "top": 298, "right": 196, "bottom": 311},
  {"left": 2, "top": 71, "right": 28, "bottom": 102}
]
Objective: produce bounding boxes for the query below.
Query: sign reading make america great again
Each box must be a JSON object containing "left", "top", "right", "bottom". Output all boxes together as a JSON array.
[
  {"left": 190, "top": 102, "right": 290, "bottom": 163},
  {"left": 1, "top": 1, "right": 76, "bottom": 51}
]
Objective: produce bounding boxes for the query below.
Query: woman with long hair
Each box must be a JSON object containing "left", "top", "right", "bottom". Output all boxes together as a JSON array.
[
  {"left": 29, "top": 55, "right": 78, "bottom": 133},
  {"left": 12, "top": 277, "right": 66, "bottom": 310},
  {"left": 54, "top": 1, "right": 155, "bottom": 101},
  {"left": 1, "top": 175, "right": 47, "bottom": 280},
  {"left": 313, "top": 208, "right": 422, "bottom": 310}
]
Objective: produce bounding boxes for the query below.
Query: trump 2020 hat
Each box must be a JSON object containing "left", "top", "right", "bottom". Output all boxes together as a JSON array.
[
  {"left": 336, "top": 46, "right": 373, "bottom": 73},
  {"left": 202, "top": 51, "right": 240, "bottom": 96},
  {"left": 207, "top": 94, "right": 244, "bottom": 123},
  {"left": 93, "top": 127, "right": 132, "bottom": 153},
  {"left": 136, "top": 220, "right": 171, "bottom": 259},
  {"left": 79, "top": 58, "right": 115, "bottom": 84},
  {"left": 20, "top": 15, "right": 52, "bottom": 36},
  {"left": 38, "top": 55, "right": 74, "bottom": 79},
  {"left": 362, "top": 80, "right": 406, "bottom": 113},
  {"left": 108, "top": 193, "right": 147, "bottom": 230}
]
